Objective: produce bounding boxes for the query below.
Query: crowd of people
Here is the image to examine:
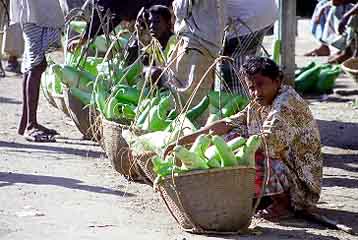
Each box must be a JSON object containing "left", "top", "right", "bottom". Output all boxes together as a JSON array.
[{"left": 2, "top": 0, "right": 358, "bottom": 225}]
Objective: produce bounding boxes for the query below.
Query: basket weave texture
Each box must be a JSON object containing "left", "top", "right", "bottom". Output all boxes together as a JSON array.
[
  {"left": 158, "top": 166, "right": 255, "bottom": 234},
  {"left": 53, "top": 95, "right": 70, "bottom": 117},
  {"left": 42, "top": 87, "right": 58, "bottom": 109},
  {"left": 102, "top": 117, "right": 145, "bottom": 180},
  {"left": 342, "top": 57, "right": 358, "bottom": 83},
  {"left": 134, "top": 151, "right": 157, "bottom": 185}
]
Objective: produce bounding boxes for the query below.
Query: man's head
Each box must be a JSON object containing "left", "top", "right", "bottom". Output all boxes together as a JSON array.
[
  {"left": 240, "top": 57, "right": 283, "bottom": 106},
  {"left": 147, "top": 5, "right": 172, "bottom": 40}
]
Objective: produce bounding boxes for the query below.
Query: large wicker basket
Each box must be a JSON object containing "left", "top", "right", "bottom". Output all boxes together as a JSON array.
[
  {"left": 342, "top": 57, "right": 358, "bottom": 83},
  {"left": 102, "top": 117, "right": 148, "bottom": 181},
  {"left": 41, "top": 84, "right": 58, "bottom": 109},
  {"left": 134, "top": 151, "right": 157, "bottom": 185},
  {"left": 53, "top": 94, "right": 70, "bottom": 117},
  {"left": 157, "top": 166, "right": 255, "bottom": 234},
  {"left": 63, "top": 87, "right": 93, "bottom": 139}
]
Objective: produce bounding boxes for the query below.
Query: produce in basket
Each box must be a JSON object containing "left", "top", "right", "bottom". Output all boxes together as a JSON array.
[
  {"left": 205, "top": 136, "right": 246, "bottom": 167},
  {"left": 174, "top": 145, "right": 209, "bottom": 170},
  {"left": 189, "top": 134, "right": 211, "bottom": 160},
  {"left": 235, "top": 135, "right": 262, "bottom": 167},
  {"left": 211, "top": 135, "right": 238, "bottom": 167},
  {"left": 186, "top": 96, "right": 210, "bottom": 122},
  {"left": 152, "top": 134, "right": 261, "bottom": 181},
  {"left": 69, "top": 21, "right": 87, "bottom": 34},
  {"left": 69, "top": 87, "right": 92, "bottom": 105},
  {"left": 142, "top": 96, "right": 172, "bottom": 131},
  {"left": 61, "top": 65, "right": 95, "bottom": 92}
]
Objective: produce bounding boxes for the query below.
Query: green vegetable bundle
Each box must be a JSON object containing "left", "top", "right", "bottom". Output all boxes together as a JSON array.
[
  {"left": 295, "top": 62, "right": 342, "bottom": 94},
  {"left": 152, "top": 134, "right": 262, "bottom": 180},
  {"left": 205, "top": 91, "right": 249, "bottom": 126}
]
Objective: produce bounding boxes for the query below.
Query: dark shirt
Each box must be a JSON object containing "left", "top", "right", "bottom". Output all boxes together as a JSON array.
[{"left": 85, "top": 0, "right": 173, "bottom": 38}]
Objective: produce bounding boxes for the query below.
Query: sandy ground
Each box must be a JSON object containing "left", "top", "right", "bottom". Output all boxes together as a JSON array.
[{"left": 1, "top": 19, "right": 358, "bottom": 240}]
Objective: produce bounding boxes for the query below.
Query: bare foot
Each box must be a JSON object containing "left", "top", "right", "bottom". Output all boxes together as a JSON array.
[
  {"left": 328, "top": 49, "right": 352, "bottom": 64},
  {"left": 256, "top": 193, "right": 293, "bottom": 221},
  {"left": 304, "top": 45, "right": 330, "bottom": 57}
]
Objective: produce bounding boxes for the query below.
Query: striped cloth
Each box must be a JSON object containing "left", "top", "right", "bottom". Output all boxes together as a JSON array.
[
  {"left": 217, "top": 26, "right": 271, "bottom": 95},
  {"left": 254, "top": 151, "right": 290, "bottom": 198},
  {"left": 22, "top": 23, "right": 61, "bottom": 73}
]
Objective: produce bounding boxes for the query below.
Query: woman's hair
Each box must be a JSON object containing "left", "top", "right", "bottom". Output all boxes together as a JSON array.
[
  {"left": 148, "top": 5, "right": 172, "bottom": 23},
  {"left": 240, "top": 57, "right": 283, "bottom": 81}
]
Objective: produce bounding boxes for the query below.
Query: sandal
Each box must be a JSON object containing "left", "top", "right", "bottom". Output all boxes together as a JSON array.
[
  {"left": 24, "top": 129, "right": 57, "bottom": 143},
  {"left": 36, "top": 125, "right": 59, "bottom": 135}
]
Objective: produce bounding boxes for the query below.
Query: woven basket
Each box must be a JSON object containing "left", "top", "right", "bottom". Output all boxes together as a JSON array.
[
  {"left": 41, "top": 86, "right": 58, "bottom": 109},
  {"left": 134, "top": 151, "right": 157, "bottom": 185},
  {"left": 88, "top": 105, "right": 104, "bottom": 146},
  {"left": 157, "top": 166, "right": 255, "bottom": 234},
  {"left": 342, "top": 57, "right": 358, "bottom": 83},
  {"left": 102, "top": 117, "right": 148, "bottom": 181},
  {"left": 53, "top": 94, "right": 70, "bottom": 117},
  {"left": 63, "top": 87, "right": 92, "bottom": 139}
]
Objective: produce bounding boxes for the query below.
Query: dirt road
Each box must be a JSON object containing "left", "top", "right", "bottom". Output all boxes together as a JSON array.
[{"left": 1, "top": 20, "right": 358, "bottom": 240}]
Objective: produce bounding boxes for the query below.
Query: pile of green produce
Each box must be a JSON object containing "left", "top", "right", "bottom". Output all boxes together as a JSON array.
[
  {"left": 69, "top": 21, "right": 129, "bottom": 54},
  {"left": 205, "top": 91, "right": 249, "bottom": 125},
  {"left": 295, "top": 62, "right": 342, "bottom": 94},
  {"left": 152, "top": 134, "right": 262, "bottom": 182}
]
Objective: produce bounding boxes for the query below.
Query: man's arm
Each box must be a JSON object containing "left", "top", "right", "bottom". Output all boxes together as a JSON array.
[{"left": 338, "top": 3, "right": 358, "bottom": 34}]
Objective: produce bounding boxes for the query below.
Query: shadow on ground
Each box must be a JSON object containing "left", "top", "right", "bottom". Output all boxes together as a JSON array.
[
  {"left": 0, "top": 172, "right": 135, "bottom": 197},
  {"left": 317, "top": 120, "right": 358, "bottom": 150},
  {"left": 322, "top": 152, "right": 358, "bottom": 174},
  {"left": 213, "top": 225, "right": 343, "bottom": 240},
  {"left": 323, "top": 175, "right": 358, "bottom": 189},
  {"left": 274, "top": 207, "right": 358, "bottom": 237},
  {"left": 0, "top": 140, "right": 103, "bottom": 159},
  {"left": 0, "top": 96, "right": 22, "bottom": 105}
]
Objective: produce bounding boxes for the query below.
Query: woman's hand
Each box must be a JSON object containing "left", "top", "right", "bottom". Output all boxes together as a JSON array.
[{"left": 67, "top": 36, "right": 87, "bottom": 53}]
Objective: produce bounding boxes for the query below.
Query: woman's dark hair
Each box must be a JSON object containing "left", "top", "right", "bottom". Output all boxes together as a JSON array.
[
  {"left": 148, "top": 5, "right": 172, "bottom": 23},
  {"left": 240, "top": 57, "right": 283, "bottom": 81}
]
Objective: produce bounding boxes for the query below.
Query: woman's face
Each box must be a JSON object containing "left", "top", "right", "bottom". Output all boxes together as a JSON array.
[{"left": 246, "top": 73, "right": 280, "bottom": 106}]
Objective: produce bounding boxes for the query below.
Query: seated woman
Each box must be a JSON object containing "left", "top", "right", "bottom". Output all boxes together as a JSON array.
[{"left": 165, "top": 57, "right": 322, "bottom": 219}]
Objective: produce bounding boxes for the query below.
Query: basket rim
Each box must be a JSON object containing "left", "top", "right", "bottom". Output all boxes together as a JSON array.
[
  {"left": 342, "top": 57, "right": 358, "bottom": 73},
  {"left": 161, "top": 165, "right": 256, "bottom": 181}
]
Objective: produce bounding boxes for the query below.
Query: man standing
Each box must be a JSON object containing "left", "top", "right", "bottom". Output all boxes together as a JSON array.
[
  {"left": 14, "top": 0, "right": 65, "bottom": 142},
  {"left": 167, "top": 0, "right": 227, "bottom": 123},
  {"left": 218, "top": 0, "right": 278, "bottom": 94}
]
